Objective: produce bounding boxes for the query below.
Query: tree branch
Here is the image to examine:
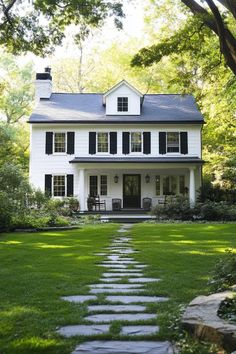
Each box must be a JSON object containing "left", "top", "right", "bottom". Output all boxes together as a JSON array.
[{"left": 216, "top": 0, "right": 236, "bottom": 20}]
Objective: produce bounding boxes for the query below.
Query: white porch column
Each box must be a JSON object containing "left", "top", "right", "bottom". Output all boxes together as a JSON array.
[
  {"left": 189, "top": 167, "right": 196, "bottom": 207},
  {"left": 78, "top": 168, "right": 85, "bottom": 212}
]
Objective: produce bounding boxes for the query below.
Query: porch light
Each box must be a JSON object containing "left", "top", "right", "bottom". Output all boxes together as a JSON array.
[
  {"left": 145, "top": 174, "right": 150, "bottom": 183},
  {"left": 114, "top": 175, "right": 119, "bottom": 183}
]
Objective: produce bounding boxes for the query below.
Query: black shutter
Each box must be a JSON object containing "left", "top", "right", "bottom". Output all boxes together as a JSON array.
[
  {"left": 122, "top": 132, "right": 130, "bottom": 155},
  {"left": 180, "top": 132, "right": 188, "bottom": 154},
  {"left": 143, "top": 132, "right": 151, "bottom": 155},
  {"left": 159, "top": 132, "right": 166, "bottom": 154},
  {"left": 110, "top": 132, "right": 117, "bottom": 154},
  {"left": 67, "top": 132, "right": 75, "bottom": 154},
  {"left": 89, "top": 132, "right": 96, "bottom": 154},
  {"left": 67, "top": 174, "right": 74, "bottom": 197},
  {"left": 45, "top": 132, "right": 53, "bottom": 155},
  {"left": 45, "top": 175, "right": 52, "bottom": 196}
]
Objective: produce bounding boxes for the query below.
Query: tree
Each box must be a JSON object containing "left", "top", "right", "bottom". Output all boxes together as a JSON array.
[
  {"left": 132, "top": 0, "right": 236, "bottom": 76},
  {"left": 0, "top": 0, "right": 124, "bottom": 56}
]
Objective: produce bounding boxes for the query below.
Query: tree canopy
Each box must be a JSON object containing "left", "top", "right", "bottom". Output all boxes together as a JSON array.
[{"left": 0, "top": 0, "right": 124, "bottom": 56}]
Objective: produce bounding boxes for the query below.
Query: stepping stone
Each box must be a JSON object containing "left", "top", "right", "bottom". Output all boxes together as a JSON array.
[
  {"left": 100, "top": 278, "right": 122, "bottom": 283},
  {"left": 121, "top": 325, "right": 159, "bottom": 336},
  {"left": 117, "top": 229, "right": 128, "bottom": 232},
  {"left": 89, "top": 284, "right": 144, "bottom": 289},
  {"left": 107, "top": 256, "right": 133, "bottom": 261},
  {"left": 101, "top": 261, "right": 138, "bottom": 264},
  {"left": 105, "top": 268, "right": 141, "bottom": 272},
  {"left": 90, "top": 288, "right": 144, "bottom": 294},
  {"left": 98, "top": 264, "right": 128, "bottom": 269},
  {"left": 72, "top": 340, "right": 174, "bottom": 354},
  {"left": 134, "top": 265, "right": 147, "bottom": 268},
  {"left": 87, "top": 305, "right": 146, "bottom": 313},
  {"left": 61, "top": 295, "right": 97, "bottom": 303},
  {"left": 103, "top": 272, "right": 143, "bottom": 277},
  {"left": 84, "top": 313, "right": 157, "bottom": 323},
  {"left": 128, "top": 278, "right": 161, "bottom": 283},
  {"left": 106, "top": 296, "right": 169, "bottom": 304},
  {"left": 111, "top": 249, "right": 137, "bottom": 254},
  {"left": 57, "top": 324, "right": 110, "bottom": 337},
  {"left": 94, "top": 253, "right": 107, "bottom": 256}
]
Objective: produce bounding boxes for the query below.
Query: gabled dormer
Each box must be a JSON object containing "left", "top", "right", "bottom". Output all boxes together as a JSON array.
[{"left": 103, "top": 80, "right": 143, "bottom": 115}]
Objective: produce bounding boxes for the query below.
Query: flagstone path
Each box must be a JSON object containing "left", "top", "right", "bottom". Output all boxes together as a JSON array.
[{"left": 57, "top": 224, "right": 174, "bottom": 354}]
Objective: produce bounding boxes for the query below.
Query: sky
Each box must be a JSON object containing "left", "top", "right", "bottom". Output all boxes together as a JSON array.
[{"left": 25, "top": 0, "right": 146, "bottom": 72}]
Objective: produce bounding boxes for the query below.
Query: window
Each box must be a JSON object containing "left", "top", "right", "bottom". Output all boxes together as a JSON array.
[
  {"left": 155, "top": 175, "right": 160, "bottom": 195},
  {"left": 179, "top": 175, "right": 185, "bottom": 194},
  {"left": 167, "top": 132, "right": 179, "bottom": 153},
  {"left": 97, "top": 132, "right": 109, "bottom": 153},
  {"left": 89, "top": 176, "right": 98, "bottom": 196},
  {"left": 117, "top": 97, "right": 128, "bottom": 112},
  {"left": 54, "top": 132, "right": 66, "bottom": 153},
  {"left": 100, "top": 175, "right": 108, "bottom": 195},
  {"left": 163, "top": 176, "right": 177, "bottom": 195},
  {"left": 89, "top": 175, "right": 108, "bottom": 196},
  {"left": 131, "top": 132, "right": 142, "bottom": 152},
  {"left": 53, "top": 175, "right": 65, "bottom": 196}
]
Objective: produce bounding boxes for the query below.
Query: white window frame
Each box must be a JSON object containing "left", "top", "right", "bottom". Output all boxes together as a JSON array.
[
  {"left": 89, "top": 174, "right": 109, "bottom": 196},
  {"left": 52, "top": 174, "right": 67, "bottom": 197},
  {"left": 130, "top": 131, "right": 142, "bottom": 153},
  {"left": 166, "top": 132, "right": 180, "bottom": 154},
  {"left": 97, "top": 132, "right": 109, "bottom": 154},
  {"left": 53, "top": 132, "right": 67, "bottom": 154},
  {"left": 117, "top": 96, "right": 128, "bottom": 112}
]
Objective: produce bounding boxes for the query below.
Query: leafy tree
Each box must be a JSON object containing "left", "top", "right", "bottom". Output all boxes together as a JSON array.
[
  {"left": 132, "top": 0, "right": 236, "bottom": 76},
  {"left": 0, "top": 0, "right": 124, "bottom": 56}
]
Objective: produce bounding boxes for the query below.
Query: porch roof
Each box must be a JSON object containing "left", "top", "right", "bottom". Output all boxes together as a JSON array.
[{"left": 69, "top": 157, "right": 204, "bottom": 164}]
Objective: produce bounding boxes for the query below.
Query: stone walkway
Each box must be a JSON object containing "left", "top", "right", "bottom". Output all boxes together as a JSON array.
[{"left": 57, "top": 224, "right": 174, "bottom": 354}]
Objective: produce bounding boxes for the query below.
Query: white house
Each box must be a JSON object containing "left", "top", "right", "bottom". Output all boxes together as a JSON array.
[{"left": 29, "top": 69, "right": 204, "bottom": 212}]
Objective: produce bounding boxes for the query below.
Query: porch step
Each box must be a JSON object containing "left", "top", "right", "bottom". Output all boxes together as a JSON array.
[{"left": 100, "top": 214, "right": 156, "bottom": 223}]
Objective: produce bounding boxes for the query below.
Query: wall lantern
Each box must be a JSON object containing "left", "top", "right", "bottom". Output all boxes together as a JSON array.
[
  {"left": 145, "top": 174, "right": 150, "bottom": 183},
  {"left": 114, "top": 175, "right": 119, "bottom": 183}
]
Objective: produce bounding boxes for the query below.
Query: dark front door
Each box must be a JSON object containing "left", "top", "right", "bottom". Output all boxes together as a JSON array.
[{"left": 123, "top": 174, "right": 141, "bottom": 208}]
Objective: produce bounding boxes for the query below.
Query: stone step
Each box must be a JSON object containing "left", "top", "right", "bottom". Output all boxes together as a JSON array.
[
  {"left": 62, "top": 295, "right": 97, "bottom": 303},
  {"left": 103, "top": 268, "right": 142, "bottom": 273},
  {"left": 101, "top": 260, "right": 139, "bottom": 264},
  {"left": 103, "top": 272, "right": 143, "bottom": 277},
  {"left": 87, "top": 305, "right": 146, "bottom": 313},
  {"left": 57, "top": 324, "right": 109, "bottom": 337},
  {"left": 106, "top": 256, "right": 134, "bottom": 261},
  {"left": 84, "top": 313, "right": 157, "bottom": 323},
  {"left": 89, "top": 288, "right": 144, "bottom": 294},
  {"left": 98, "top": 264, "right": 128, "bottom": 269},
  {"left": 128, "top": 278, "right": 161, "bottom": 283},
  {"left": 106, "top": 295, "right": 169, "bottom": 304},
  {"left": 100, "top": 278, "right": 122, "bottom": 283},
  {"left": 89, "top": 284, "right": 144, "bottom": 289},
  {"left": 72, "top": 340, "right": 174, "bottom": 354},
  {"left": 121, "top": 325, "right": 159, "bottom": 336}
]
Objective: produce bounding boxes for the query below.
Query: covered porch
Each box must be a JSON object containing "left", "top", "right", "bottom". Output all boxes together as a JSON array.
[{"left": 70, "top": 158, "right": 203, "bottom": 212}]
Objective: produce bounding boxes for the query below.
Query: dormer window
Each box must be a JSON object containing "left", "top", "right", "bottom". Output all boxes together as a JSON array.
[{"left": 117, "top": 97, "right": 128, "bottom": 112}]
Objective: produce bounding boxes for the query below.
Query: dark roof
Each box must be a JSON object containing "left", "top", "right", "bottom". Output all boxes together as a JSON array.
[
  {"left": 69, "top": 157, "right": 204, "bottom": 164},
  {"left": 29, "top": 93, "right": 204, "bottom": 124}
]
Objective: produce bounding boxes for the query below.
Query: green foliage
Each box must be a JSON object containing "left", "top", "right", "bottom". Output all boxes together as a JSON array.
[
  {"left": 218, "top": 296, "right": 236, "bottom": 324},
  {"left": 208, "top": 249, "right": 236, "bottom": 292},
  {"left": 0, "top": 1, "right": 124, "bottom": 55},
  {"left": 152, "top": 197, "right": 192, "bottom": 220}
]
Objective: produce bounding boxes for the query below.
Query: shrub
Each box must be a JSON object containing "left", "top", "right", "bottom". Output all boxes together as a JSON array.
[
  {"left": 152, "top": 197, "right": 193, "bottom": 221},
  {"left": 208, "top": 249, "right": 236, "bottom": 292}
]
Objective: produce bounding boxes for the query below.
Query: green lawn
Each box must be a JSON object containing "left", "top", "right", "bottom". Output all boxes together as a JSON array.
[
  {"left": 0, "top": 223, "right": 235, "bottom": 354},
  {"left": 130, "top": 223, "right": 236, "bottom": 340},
  {"left": 0, "top": 224, "right": 118, "bottom": 354}
]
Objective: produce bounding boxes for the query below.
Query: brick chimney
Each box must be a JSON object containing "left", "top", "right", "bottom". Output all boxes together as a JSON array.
[{"left": 35, "top": 67, "right": 52, "bottom": 99}]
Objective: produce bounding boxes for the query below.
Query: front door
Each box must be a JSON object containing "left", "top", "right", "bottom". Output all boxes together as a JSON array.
[{"left": 123, "top": 174, "right": 141, "bottom": 208}]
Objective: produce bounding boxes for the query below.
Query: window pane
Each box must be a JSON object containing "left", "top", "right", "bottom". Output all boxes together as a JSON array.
[
  {"left": 179, "top": 175, "right": 185, "bottom": 194},
  {"left": 163, "top": 176, "right": 170, "bottom": 195},
  {"left": 117, "top": 97, "right": 128, "bottom": 112},
  {"left": 53, "top": 175, "right": 65, "bottom": 196},
  {"left": 131, "top": 132, "right": 142, "bottom": 152},
  {"left": 100, "top": 175, "right": 107, "bottom": 196},
  {"left": 97, "top": 133, "right": 108, "bottom": 152},
  {"left": 54, "top": 133, "right": 66, "bottom": 153},
  {"left": 89, "top": 176, "right": 98, "bottom": 196},
  {"left": 167, "top": 132, "right": 179, "bottom": 153},
  {"left": 155, "top": 175, "right": 160, "bottom": 195},
  {"left": 170, "top": 176, "right": 177, "bottom": 194}
]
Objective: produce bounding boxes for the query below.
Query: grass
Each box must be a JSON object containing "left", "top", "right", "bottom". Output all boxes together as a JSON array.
[
  {"left": 0, "top": 224, "right": 118, "bottom": 354},
  {"left": 0, "top": 223, "right": 236, "bottom": 353},
  {"left": 130, "top": 223, "right": 236, "bottom": 340}
]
